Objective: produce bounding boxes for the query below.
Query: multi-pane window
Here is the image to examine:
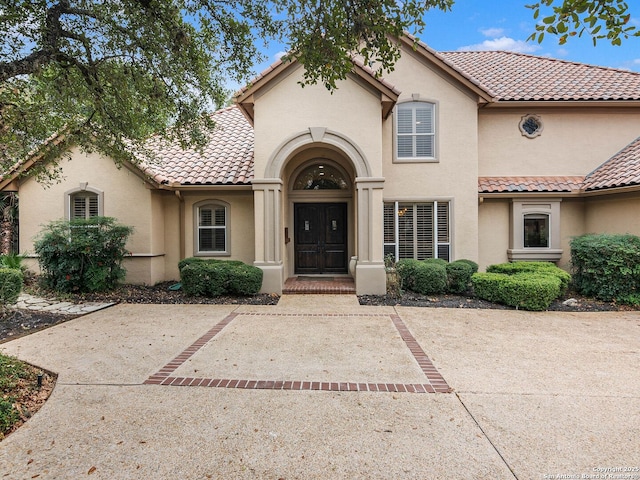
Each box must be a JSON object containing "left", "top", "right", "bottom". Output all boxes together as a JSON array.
[
  {"left": 384, "top": 201, "right": 450, "bottom": 261},
  {"left": 396, "top": 102, "right": 435, "bottom": 159},
  {"left": 71, "top": 192, "right": 99, "bottom": 220},
  {"left": 197, "top": 204, "right": 227, "bottom": 253}
]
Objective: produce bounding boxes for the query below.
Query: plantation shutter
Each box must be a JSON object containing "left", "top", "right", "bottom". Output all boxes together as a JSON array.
[
  {"left": 396, "top": 102, "right": 435, "bottom": 158},
  {"left": 198, "top": 205, "right": 227, "bottom": 252},
  {"left": 71, "top": 193, "right": 100, "bottom": 220}
]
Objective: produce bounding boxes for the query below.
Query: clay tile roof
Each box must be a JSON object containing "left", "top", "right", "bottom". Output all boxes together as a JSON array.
[
  {"left": 439, "top": 51, "right": 640, "bottom": 101},
  {"left": 478, "top": 176, "right": 585, "bottom": 193},
  {"left": 140, "top": 106, "right": 253, "bottom": 185},
  {"left": 583, "top": 137, "right": 640, "bottom": 191}
]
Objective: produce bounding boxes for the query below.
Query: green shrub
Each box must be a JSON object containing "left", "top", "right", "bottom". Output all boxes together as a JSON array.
[
  {"left": 34, "top": 217, "right": 133, "bottom": 293},
  {"left": 178, "top": 257, "right": 244, "bottom": 271},
  {"left": 446, "top": 261, "right": 474, "bottom": 293},
  {"left": 487, "top": 261, "right": 570, "bottom": 293},
  {"left": 180, "top": 260, "right": 263, "bottom": 297},
  {"left": 413, "top": 262, "right": 448, "bottom": 295},
  {"left": 422, "top": 258, "right": 448, "bottom": 267},
  {"left": 228, "top": 264, "right": 263, "bottom": 295},
  {"left": 0, "top": 268, "right": 23, "bottom": 305},
  {"left": 472, "top": 271, "right": 562, "bottom": 311},
  {"left": 395, "top": 259, "right": 421, "bottom": 292},
  {"left": 454, "top": 259, "right": 479, "bottom": 274},
  {"left": 570, "top": 234, "right": 640, "bottom": 302},
  {"left": 472, "top": 261, "right": 569, "bottom": 311}
]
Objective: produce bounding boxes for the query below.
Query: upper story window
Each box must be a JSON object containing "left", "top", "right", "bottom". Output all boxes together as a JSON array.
[
  {"left": 195, "top": 201, "right": 229, "bottom": 255},
  {"left": 395, "top": 101, "right": 436, "bottom": 161},
  {"left": 65, "top": 185, "right": 104, "bottom": 220}
]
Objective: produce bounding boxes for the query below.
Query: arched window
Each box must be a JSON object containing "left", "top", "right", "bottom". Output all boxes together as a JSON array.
[
  {"left": 194, "top": 201, "right": 229, "bottom": 255},
  {"left": 65, "top": 185, "right": 103, "bottom": 220},
  {"left": 293, "top": 163, "right": 349, "bottom": 190}
]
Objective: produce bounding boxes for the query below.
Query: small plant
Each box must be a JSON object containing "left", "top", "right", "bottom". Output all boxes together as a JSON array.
[
  {"left": 0, "top": 253, "right": 24, "bottom": 271},
  {"left": 34, "top": 217, "right": 133, "bottom": 293},
  {"left": 0, "top": 268, "right": 22, "bottom": 306}
]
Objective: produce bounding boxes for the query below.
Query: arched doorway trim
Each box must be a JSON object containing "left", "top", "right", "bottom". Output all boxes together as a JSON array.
[{"left": 265, "top": 128, "right": 372, "bottom": 179}]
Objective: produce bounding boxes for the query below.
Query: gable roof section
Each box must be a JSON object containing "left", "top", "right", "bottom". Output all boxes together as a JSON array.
[
  {"left": 439, "top": 51, "right": 640, "bottom": 102},
  {"left": 582, "top": 137, "right": 640, "bottom": 191},
  {"left": 234, "top": 57, "right": 400, "bottom": 122},
  {"left": 141, "top": 106, "right": 253, "bottom": 186}
]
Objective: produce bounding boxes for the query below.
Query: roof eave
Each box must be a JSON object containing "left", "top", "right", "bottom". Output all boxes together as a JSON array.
[{"left": 484, "top": 99, "right": 640, "bottom": 108}]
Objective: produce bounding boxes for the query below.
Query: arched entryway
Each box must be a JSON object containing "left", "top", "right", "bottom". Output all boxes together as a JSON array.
[{"left": 253, "top": 127, "right": 386, "bottom": 295}]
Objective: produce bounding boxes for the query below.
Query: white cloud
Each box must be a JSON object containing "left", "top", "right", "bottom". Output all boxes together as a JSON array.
[
  {"left": 457, "top": 36, "right": 541, "bottom": 54},
  {"left": 480, "top": 28, "right": 505, "bottom": 37},
  {"left": 555, "top": 48, "right": 569, "bottom": 57},
  {"left": 274, "top": 51, "right": 287, "bottom": 61}
]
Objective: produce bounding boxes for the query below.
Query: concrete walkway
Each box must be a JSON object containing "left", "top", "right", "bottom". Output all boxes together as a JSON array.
[{"left": 0, "top": 295, "right": 638, "bottom": 479}]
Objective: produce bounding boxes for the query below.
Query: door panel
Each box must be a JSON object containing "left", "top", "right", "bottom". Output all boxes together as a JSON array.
[{"left": 294, "top": 203, "right": 347, "bottom": 274}]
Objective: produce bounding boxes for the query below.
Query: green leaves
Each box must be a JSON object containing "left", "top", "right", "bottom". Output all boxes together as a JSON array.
[
  {"left": 34, "top": 216, "right": 133, "bottom": 293},
  {"left": 527, "top": 0, "right": 640, "bottom": 45}
]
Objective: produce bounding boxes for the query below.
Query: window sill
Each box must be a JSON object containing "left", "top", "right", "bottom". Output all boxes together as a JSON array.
[
  {"left": 393, "top": 157, "right": 438, "bottom": 164},
  {"left": 507, "top": 248, "right": 563, "bottom": 262},
  {"left": 194, "top": 252, "right": 230, "bottom": 257}
]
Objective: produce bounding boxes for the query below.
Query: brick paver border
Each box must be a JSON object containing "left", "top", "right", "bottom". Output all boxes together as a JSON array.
[{"left": 145, "top": 311, "right": 451, "bottom": 394}]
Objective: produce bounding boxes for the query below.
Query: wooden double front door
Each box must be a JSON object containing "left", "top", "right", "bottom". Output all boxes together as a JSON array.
[{"left": 294, "top": 203, "right": 348, "bottom": 274}]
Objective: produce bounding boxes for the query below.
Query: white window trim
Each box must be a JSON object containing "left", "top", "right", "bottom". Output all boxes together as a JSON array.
[
  {"left": 508, "top": 199, "right": 562, "bottom": 262},
  {"left": 384, "top": 200, "right": 451, "bottom": 261},
  {"left": 193, "top": 200, "right": 230, "bottom": 257},
  {"left": 393, "top": 99, "right": 439, "bottom": 163},
  {"left": 64, "top": 184, "right": 104, "bottom": 220}
]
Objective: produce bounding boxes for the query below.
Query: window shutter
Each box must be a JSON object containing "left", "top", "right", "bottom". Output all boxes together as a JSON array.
[
  {"left": 416, "top": 203, "right": 434, "bottom": 260},
  {"left": 73, "top": 197, "right": 86, "bottom": 220},
  {"left": 437, "top": 203, "right": 449, "bottom": 243},
  {"left": 88, "top": 196, "right": 99, "bottom": 218},
  {"left": 397, "top": 204, "right": 414, "bottom": 259}
]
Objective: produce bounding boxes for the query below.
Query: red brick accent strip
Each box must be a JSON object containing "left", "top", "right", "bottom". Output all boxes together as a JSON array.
[
  {"left": 144, "top": 311, "right": 451, "bottom": 394},
  {"left": 389, "top": 314, "right": 451, "bottom": 393}
]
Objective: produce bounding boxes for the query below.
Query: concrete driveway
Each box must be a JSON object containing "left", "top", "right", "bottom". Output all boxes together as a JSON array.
[{"left": 0, "top": 296, "right": 638, "bottom": 479}]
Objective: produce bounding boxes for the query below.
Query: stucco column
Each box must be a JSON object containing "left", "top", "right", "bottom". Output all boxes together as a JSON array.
[
  {"left": 252, "top": 179, "right": 284, "bottom": 294},
  {"left": 354, "top": 177, "right": 386, "bottom": 295}
]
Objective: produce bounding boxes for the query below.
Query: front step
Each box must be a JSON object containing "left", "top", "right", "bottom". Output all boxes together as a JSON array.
[{"left": 283, "top": 277, "right": 356, "bottom": 294}]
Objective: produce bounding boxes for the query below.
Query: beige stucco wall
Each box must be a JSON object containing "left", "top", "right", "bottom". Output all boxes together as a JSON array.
[
  {"left": 252, "top": 65, "right": 384, "bottom": 180},
  {"left": 478, "top": 196, "right": 586, "bottom": 271},
  {"left": 478, "top": 199, "right": 510, "bottom": 271},
  {"left": 181, "top": 190, "right": 255, "bottom": 265},
  {"left": 479, "top": 108, "right": 640, "bottom": 176},
  {"left": 382, "top": 48, "right": 481, "bottom": 262},
  {"left": 584, "top": 192, "right": 640, "bottom": 236},
  {"left": 18, "top": 148, "right": 165, "bottom": 284}
]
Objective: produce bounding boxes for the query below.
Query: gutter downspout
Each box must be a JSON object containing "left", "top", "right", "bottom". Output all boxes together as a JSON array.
[{"left": 175, "top": 190, "right": 185, "bottom": 260}]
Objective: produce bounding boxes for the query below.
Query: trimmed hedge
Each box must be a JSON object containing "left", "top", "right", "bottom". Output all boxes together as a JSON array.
[
  {"left": 0, "top": 268, "right": 22, "bottom": 305},
  {"left": 446, "top": 261, "right": 474, "bottom": 294},
  {"left": 179, "top": 258, "right": 263, "bottom": 296},
  {"left": 487, "top": 261, "right": 570, "bottom": 293},
  {"left": 472, "top": 261, "right": 569, "bottom": 311},
  {"left": 570, "top": 234, "right": 640, "bottom": 303},
  {"left": 396, "top": 258, "right": 477, "bottom": 295}
]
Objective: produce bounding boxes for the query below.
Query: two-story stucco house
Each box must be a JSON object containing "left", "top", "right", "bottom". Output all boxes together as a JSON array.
[{"left": 3, "top": 36, "right": 640, "bottom": 295}]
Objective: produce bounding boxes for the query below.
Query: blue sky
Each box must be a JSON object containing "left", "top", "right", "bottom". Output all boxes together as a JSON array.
[{"left": 256, "top": 0, "right": 640, "bottom": 75}]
